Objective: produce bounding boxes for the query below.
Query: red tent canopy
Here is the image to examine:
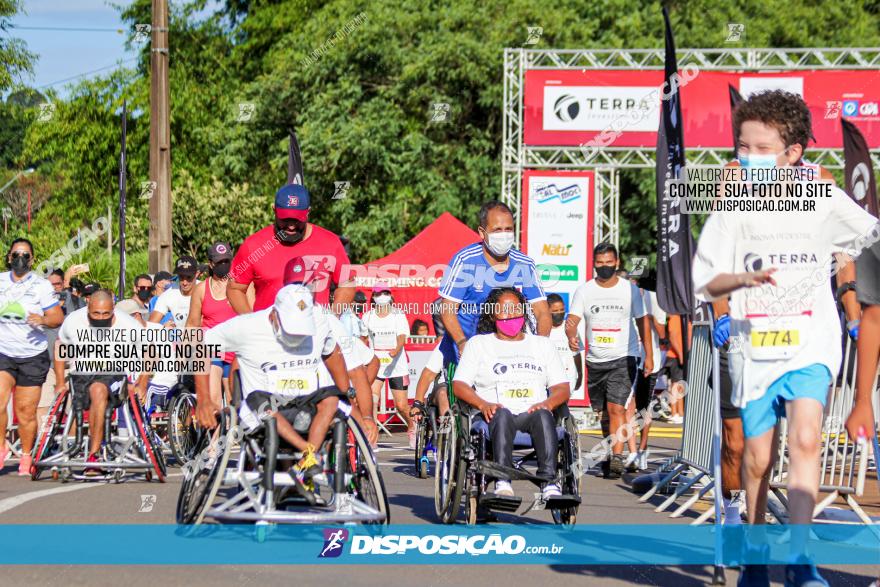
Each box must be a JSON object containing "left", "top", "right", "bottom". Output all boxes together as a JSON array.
[{"left": 344, "top": 212, "right": 478, "bottom": 334}]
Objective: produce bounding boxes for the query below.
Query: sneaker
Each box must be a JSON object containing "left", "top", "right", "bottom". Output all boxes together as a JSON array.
[
  {"left": 637, "top": 450, "right": 649, "bottom": 471},
  {"left": 541, "top": 482, "right": 562, "bottom": 500},
  {"left": 17, "top": 454, "right": 32, "bottom": 477},
  {"left": 407, "top": 427, "right": 417, "bottom": 450},
  {"left": 624, "top": 452, "right": 638, "bottom": 472},
  {"left": 784, "top": 556, "right": 828, "bottom": 587},
  {"left": 494, "top": 480, "right": 514, "bottom": 497},
  {"left": 294, "top": 444, "right": 322, "bottom": 481},
  {"left": 0, "top": 444, "right": 9, "bottom": 470},
  {"left": 84, "top": 453, "right": 104, "bottom": 477},
  {"left": 669, "top": 415, "right": 684, "bottom": 425},
  {"left": 608, "top": 455, "right": 624, "bottom": 479},
  {"left": 738, "top": 564, "right": 770, "bottom": 587}
]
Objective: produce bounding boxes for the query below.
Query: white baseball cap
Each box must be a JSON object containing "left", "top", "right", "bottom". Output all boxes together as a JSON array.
[{"left": 273, "top": 284, "right": 315, "bottom": 337}]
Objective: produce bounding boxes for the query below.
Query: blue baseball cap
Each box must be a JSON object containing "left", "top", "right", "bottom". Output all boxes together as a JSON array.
[{"left": 275, "top": 184, "right": 310, "bottom": 221}]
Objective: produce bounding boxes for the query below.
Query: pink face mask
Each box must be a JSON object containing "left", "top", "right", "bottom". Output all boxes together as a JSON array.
[{"left": 496, "top": 316, "right": 525, "bottom": 337}]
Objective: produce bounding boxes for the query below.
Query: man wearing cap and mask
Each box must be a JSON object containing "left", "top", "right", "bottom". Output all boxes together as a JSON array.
[
  {"left": 438, "top": 200, "right": 551, "bottom": 369},
  {"left": 195, "top": 283, "right": 364, "bottom": 487},
  {"left": 227, "top": 183, "right": 355, "bottom": 315},
  {"left": 149, "top": 256, "right": 199, "bottom": 329},
  {"left": 186, "top": 242, "right": 248, "bottom": 407}
]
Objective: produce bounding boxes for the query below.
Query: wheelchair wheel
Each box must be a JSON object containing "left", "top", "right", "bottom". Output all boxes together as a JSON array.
[
  {"left": 31, "top": 388, "right": 71, "bottom": 480},
  {"left": 347, "top": 417, "right": 390, "bottom": 524},
  {"left": 434, "top": 412, "right": 463, "bottom": 523},
  {"left": 129, "top": 388, "right": 167, "bottom": 482},
  {"left": 176, "top": 408, "right": 236, "bottom": 524},
  {"left": 168, "top": 391, "right": 199, "bottom": 465},
  {"left": 551, "top": 416, "right": 583, "bottom": 526}
]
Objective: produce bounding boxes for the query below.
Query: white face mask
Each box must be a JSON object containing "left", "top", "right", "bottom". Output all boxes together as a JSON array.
[
  {"left": 485, "top": 232, "right": 514, "bottom": 257},
  {"left": 374, "top": 294, "right": 392, "bottom": 306}
]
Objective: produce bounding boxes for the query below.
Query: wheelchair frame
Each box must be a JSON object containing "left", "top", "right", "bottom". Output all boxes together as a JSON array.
[
  {"left": 177, "top": 403, "right": 390, "bottom": 525},
  {"left": 413, "top": 386, "right": 441, "bottom": 479},
  {"left": 434, "top": 365, "right": 583, "bottom": 525},
  {"left": 31, "top": 376, "right": 167, "bottom": 483}
]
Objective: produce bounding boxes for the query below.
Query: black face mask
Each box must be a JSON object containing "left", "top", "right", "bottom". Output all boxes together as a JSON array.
[
  {"left": 136, "top": 289, "right": 152, "bottom": 302},
  {"left": 551, "top": 312, "right": 565, "bottom": 327},
  {"left": 595, "top": 265, "right": 616, "bottom": 280},
  {"left": 10, "top": 254, "right": 30, "bottom": 277},
  {"left": 88, "top": 316, "right": 112, "bottom": 328},
  {"left": 212, "top": 261, "right": 231, "bottom": 278},
  {"left": 275, "top": 222, "right": 304, "bottom": 245}
]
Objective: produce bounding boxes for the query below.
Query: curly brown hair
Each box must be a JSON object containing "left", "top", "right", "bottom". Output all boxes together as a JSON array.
[{"left": 733, "top": 90, "right": 812, "bottom": 153}]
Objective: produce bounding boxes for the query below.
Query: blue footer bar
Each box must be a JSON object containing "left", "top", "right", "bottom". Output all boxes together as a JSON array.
[{"left": 0, "top": 524, "right": 878, "bottom": 565}]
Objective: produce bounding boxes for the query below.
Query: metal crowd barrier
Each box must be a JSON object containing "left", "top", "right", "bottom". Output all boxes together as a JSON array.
[{"left": 768, "top": 335, "right": 877, "bottom": 524}]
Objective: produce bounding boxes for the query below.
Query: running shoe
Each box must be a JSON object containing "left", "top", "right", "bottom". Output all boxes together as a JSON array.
[
  {"left": 494, "top": 480, "right": 514, "bottom": 497},
  {"left": 84, "top": 453, "right": 104, "bottom": 477},
  {"left": 294, "top": 444, "right": 322, "bottom": 481},
  {"left": 407, "top": 426, "right": 417, "bottom": 450},
  {"left": 737, "top": 564, "right": 770, "bottom": 587},
  {"left": 607, "top": 455, "right": 624, "bottom": 479},
  {"left": 17, "top": 453, "right": 32, "bottom": 476},
  {"left": 0, "top": 444, "right": 9, "bottom": 470},
  {"left": 784, "top": 556, "right": 829, "bottom": 587},
  {"left": 624, "top": 452, "right": 638, "bottom": 472},
  {"left": 541, "top": 482, "right": 562, "bottom": 500},
  {"left": 669, "top": 415, "right": 684, "bottom": 425}
]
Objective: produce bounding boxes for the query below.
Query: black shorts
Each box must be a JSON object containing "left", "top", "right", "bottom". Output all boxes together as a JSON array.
[
  {"left": 634, "top": 370, "right": 660, "bottom": 412},
  {"left": 586, "top": 356, "right": 638, "bottom": 413},
  {"left": 70, "top": 374, "right": 126, "bottom": 411},
  {"left": 246, "top": 387, "right": 346, "bottom": 435},
  {"left": 379, "top": 375, "right": 407, "bottom": 391},
  {"left": 717, "top": 344, "right": 740, "bottom": 420},
  {"left": 0, "top": 350, "right": 50, "bottom": 388},
  {"left": 664, "top": 356, "right": 685, "bottom": 383}
]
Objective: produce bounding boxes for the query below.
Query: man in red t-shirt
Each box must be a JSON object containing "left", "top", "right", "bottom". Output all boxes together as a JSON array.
[{"left": 227, "top": 184, "right": 355, "bottom": 313}]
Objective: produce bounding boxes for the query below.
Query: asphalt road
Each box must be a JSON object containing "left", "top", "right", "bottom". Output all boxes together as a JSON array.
[{"left": 0, "top": 429, "right": 877, "bottom": 586}]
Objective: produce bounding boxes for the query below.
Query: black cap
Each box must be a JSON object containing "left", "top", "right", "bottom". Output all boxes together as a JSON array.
[
  {"left": 82, "top": 282, "right": 100, "bottom": 296},
  {"left": 154, "top": 271, "right": 173, "bottom": 283},
  {"left": 207, "top": 242, "right": 233, "bottom": 263},
  {"left": 173, "top": 256, "right": 198, "bottom": 277}
]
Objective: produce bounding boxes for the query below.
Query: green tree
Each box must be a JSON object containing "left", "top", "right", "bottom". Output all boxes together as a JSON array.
[{"left": 0, "top": 0, "right": 35, "bottom": 91}]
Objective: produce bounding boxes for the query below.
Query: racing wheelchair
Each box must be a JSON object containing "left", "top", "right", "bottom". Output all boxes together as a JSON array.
[
  {"left": 434, "top": 381, "right": 583, "bottom": 525},
  {"left": 177, "top": 385, "right": 389, "bottom": 525},
  {"left": 31, "top": 376, "right": 167, "bottom": 482}
]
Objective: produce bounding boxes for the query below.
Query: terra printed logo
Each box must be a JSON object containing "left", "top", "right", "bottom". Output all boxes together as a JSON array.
[
  {"left": 743, "top": 252, "right": 763, "bottom": 272},
  {"left": 554, "top": 94, "right": 580, "bottom": 122},
  {"left": 589, "top": 305, "right": 601, "bottom": 314},
  {"left": 492, "top": 363, "right": 509, "bottom": 375},
  {"left": 319, "top": 528, "right": 349, "bottom": 558}
]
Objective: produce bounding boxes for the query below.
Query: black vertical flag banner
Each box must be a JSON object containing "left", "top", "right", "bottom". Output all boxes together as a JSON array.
[
  {"left": 288, "top": 128, "right": 304, "bottom": 185},
  {"left": 656, "top": 6, "right": 695, "bottom": 318},
  {"left": 118, "top": 100, "right": 127, "bottom": 298},
  {"left": 842, "top": 118, "right": 879, "bottom": 218},
  {"left": 728, "top": 84, "right": 744, "bottom": 150}
]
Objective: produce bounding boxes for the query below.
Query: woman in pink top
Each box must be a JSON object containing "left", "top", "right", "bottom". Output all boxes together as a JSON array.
[{"left": 186, "top": 242, "right": 251, "bottom": 404}]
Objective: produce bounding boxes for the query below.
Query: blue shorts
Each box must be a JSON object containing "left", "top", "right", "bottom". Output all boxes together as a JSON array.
[
  {"left": 740, "top": 363, "right": 832, "bottom": 439},
  {"left": 211, "top": 359, "right": 232, "bottom": 378}
]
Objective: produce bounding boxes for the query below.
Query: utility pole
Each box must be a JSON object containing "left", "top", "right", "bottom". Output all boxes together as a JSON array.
[{"left": 148, "top": 0, "right": 172, "bottom": 272}]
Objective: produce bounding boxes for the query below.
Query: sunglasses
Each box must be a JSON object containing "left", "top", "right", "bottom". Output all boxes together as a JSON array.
[
  {"left": 135, "top": 285, "right": 152, "bottom": 291},
  {"left": 10, "top": 252, "right": 31, "bottom": 260}
]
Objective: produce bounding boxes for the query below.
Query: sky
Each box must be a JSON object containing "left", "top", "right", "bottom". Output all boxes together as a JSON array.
[
  {"left": 10, "top": 0, "right": 222, "bottom": 98},
  {"left": 11, "top": 1, "right": 136, "bottom": 97}
]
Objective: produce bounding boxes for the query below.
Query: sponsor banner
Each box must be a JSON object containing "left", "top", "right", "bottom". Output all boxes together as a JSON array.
[
  {"left": 1, "top": 525, "right": 877, "bottom": 565},
  {"left": 524, "top": 69, "right": 880, "bottom": 148},
  {"left": 521, "top": 169, "right": 593, "bottom": 405}
]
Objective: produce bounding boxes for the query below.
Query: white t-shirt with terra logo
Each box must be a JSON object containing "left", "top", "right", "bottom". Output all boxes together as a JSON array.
[
  {"left": 0, "top": 271, "right": 59, "bottom": 358},
  {"left": 152, "top": 288, "right": 195, "bottom": 327},
  {"left": 454, "top": 333, "right": 567, "bottom": 415},
  {"left": 693, "top": 186, "right": 879, "bottom": 407},
  {"left": 570, "top": 277, "right": 646, "bottom": 363},
  {"left": 362, "top": 308, "right": 409, "bottom": 378}
]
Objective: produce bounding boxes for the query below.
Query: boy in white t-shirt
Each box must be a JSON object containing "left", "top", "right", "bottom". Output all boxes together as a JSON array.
[{"left": 693, "top": 90, "right": 880, "bottom": 586}]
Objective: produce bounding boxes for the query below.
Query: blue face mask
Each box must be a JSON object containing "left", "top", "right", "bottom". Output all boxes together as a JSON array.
[{"left": 737, "top": 153, "right": 778, "bottom": 169}]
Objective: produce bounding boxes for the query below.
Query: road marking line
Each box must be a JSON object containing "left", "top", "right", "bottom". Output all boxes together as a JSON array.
[{"left": 0, "top": 482, "right": 105, "bottom": 514}]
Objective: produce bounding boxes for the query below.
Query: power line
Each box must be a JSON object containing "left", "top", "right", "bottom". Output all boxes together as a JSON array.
[
  {"left": 7, "top": 25, "right": 125, "bottom": 33},
  {"left": 37, "top": 57, "right": 140, "bottom": 89}
]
